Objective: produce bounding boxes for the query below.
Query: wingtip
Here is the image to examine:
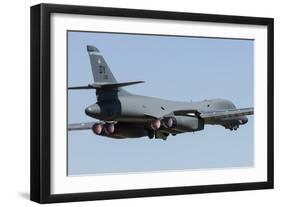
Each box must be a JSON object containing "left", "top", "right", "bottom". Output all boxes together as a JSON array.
[{"left": 87, "top": 45, "right": 100, "bottom": 52}]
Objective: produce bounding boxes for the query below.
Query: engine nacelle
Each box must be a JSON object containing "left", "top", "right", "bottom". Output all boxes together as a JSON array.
[
  {"left": 173, "top": 116, "right": 204, "bottom": 132},
  {"left": 92, "top": 123, "right": 103, "bottom": 134},
  {"left": 97, "top": 122, "right": 147, "bottom": 138}
]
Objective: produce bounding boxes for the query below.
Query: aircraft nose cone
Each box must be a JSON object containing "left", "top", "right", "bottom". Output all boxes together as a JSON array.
[{"left": 85, "top": 104, "right": 101, "bottom": 116}]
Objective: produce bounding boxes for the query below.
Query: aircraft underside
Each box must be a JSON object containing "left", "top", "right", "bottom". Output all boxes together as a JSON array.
[
  {"left": 86, "top": 117, "right": 242, "bottom": 140},
  {"left": 90, "top": 120, "right": 202, "bottom": 140}
]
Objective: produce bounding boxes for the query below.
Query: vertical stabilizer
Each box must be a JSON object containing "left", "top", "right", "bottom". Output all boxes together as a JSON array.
[
  {"left": 87, "top": 45, "right": 117, "bottom": 83},
  {"left": 86, "top": 45, "right": 130, "bottom": 100}
]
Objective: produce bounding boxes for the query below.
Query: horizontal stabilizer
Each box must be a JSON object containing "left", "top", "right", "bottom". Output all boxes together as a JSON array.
[
  {"left": 68, "top": 81, "right": 144, "bottom": 90},
  {"left": 68, "top": 85, "right": 93, "bottom": 90}
]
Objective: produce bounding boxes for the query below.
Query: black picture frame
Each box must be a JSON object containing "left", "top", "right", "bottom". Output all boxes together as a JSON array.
[{"left": 30, "top": 3, "right": 274, "bottom": 204}]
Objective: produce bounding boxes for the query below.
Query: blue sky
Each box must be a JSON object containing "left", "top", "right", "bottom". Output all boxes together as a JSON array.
[{"left": 67, "top": 31, "right": 254, "bottom": 175}]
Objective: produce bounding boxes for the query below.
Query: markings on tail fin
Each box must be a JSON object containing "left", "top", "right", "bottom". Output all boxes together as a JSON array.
[{"left": 87, "top": 45, "right": 117, "bottom": 83}]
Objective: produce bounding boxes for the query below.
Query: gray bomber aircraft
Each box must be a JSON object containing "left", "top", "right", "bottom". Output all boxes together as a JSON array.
[{"left": 68, "top": 45, "right": 254, "bottom": 140}]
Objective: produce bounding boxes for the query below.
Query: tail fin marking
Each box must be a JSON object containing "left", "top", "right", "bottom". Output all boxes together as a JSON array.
[{"left": 87, "top": 45, "right": 117, "bottom": 83}]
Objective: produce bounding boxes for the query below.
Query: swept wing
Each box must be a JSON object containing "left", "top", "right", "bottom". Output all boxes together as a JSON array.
[
  {"left": 68, "top": 122, "right": 96, "bottom": 131},
  {"left": 199, "top": 107, "right": 254, "bottom": 121}
]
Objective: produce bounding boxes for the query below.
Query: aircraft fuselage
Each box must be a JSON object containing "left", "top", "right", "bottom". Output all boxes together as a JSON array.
[{"left": 85, "top": 95, "right": 247, "bottom": 132}]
